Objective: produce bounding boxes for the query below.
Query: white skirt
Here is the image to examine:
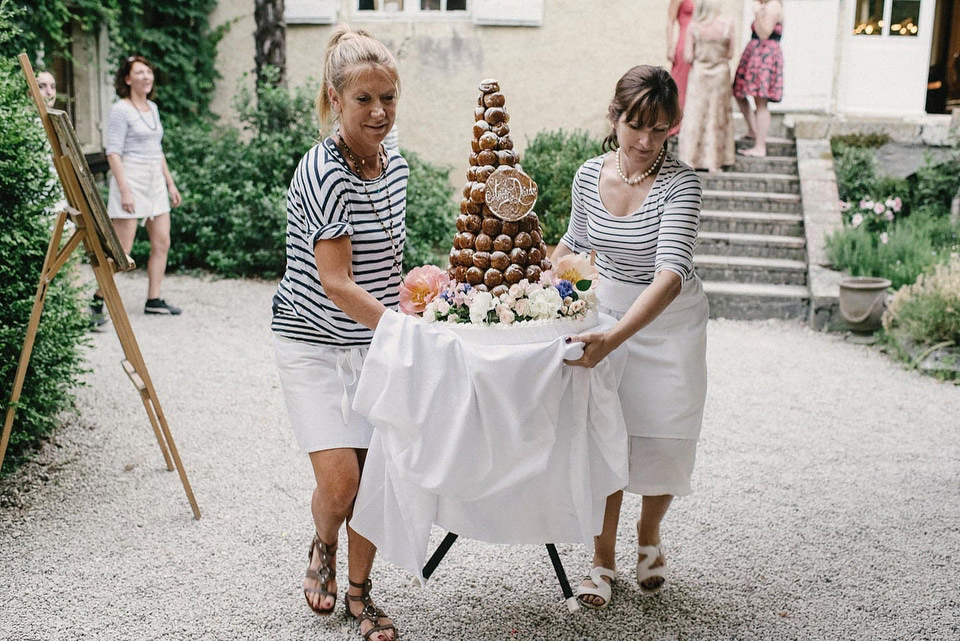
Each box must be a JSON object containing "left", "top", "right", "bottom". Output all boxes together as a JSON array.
[
  {"left": 107, "top": 157, "right": 170, "bottom": 220},
  {"left": 273, "top": 334, "right": 375, "bottom": 453},
  {"left": 600, "top": 276, "right": 709, "bottom": 496}
]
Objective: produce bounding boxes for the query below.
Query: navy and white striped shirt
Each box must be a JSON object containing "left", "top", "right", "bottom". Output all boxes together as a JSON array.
[
  {"left": 272, "top": 138, "right": 408, "bottom": 346},
  {"left": 559, "top": 153, "right": 701, "bottom": 284}
]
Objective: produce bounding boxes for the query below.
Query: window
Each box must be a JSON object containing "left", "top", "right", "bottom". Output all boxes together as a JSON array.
[
  {"left": 357, "top": 0, "right": 466, "bottom": 13},
  {"left": 355, "top": 0, "right": 543, "bottom": 25},
  {"left": 853, "top": 0, "right": 921, "bottom": 36},
  {"left": 889, "top": 0, "right": 920, "bottom": 36}
]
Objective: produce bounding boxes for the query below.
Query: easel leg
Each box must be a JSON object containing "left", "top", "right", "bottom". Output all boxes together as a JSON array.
[
  {"left": 546, "top": 544, "right": 579, "bottom": 612},
  {"left": 122, "top": 360, "right": 174, "bottom": 470},
  {"left": 422, "top": 532, "right": 459, "bottom": 580},
  {"left": 91, "top": 254, "right": 201, "bottom": 519}
]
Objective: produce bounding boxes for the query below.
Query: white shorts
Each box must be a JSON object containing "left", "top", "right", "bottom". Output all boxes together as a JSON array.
[
  {"left": 107, "top": 157, "right": 170, "bottom": 220},
  {"left": 273, "top": 334, "right": 375, "bottom": 453}
]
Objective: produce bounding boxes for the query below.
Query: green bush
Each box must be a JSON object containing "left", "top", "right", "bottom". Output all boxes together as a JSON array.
[
  {"left": 137, "top": 71, "right": 319, "bottom": 279},
  {"left": 0, "top": 36, "right": 89, "bottom": 474},
  {"left": 884, "top": 254, "right": 960, "bottom": 346},
  {"left": 522, "top": 129, "right": 603, "bottom": 245},
  {"left": 833, "top": 145, "right": 878, "bottom": 203},
  {"left": 826, "top": 212, "right": 960, "bottom": 289},
  {"left": 911, "top": 150, "right": 960, "bottom": 215},
  {"left": 403, "top": 150, "right": 457, "bottom": 269},
  {"left": 829, "top": 133, "right": 890, "bottom": 156}
]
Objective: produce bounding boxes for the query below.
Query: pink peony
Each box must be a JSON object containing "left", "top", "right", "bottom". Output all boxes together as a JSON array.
[
  {"left": 554, "top": 253, "right": 598, "bottom": 287},
  {"left": 851, "top": 213, "right": 864, "bottom": 228},
  {"left": 399, "top": 265, "right": 450, "bottom": 315},
  {"left": 879, "top": 232, "right": 889, "bottom": 244}
]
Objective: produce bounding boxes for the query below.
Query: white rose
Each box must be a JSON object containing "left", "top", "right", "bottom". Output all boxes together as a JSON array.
[
  {"left": 528, "top": 287, "right": 562, "bottom": 320},
  {"left": 498, "top": 307, "right": 516, "bottom": 324},
  {"left": 435, "top": 298, "right": 451, "bottom": 316},
  {"left": 469, "top": 291, "right": 495, "bottom": 324},
  {"left": 508, "top": 283, "right": 525, "bottom": 299}
]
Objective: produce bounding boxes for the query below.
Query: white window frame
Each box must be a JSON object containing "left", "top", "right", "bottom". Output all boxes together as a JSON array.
[
  {"left": 353, "top": 0, "right": 472, "bottom": 22},
  {"left": 286, "top": 0, "right": 338, "bottom": 25},
  {"left": 351, "top": 0, "right": 544, "bottom": 26},
  {"left": 851, "top": 0, "right": 922, "bottom": 37}
]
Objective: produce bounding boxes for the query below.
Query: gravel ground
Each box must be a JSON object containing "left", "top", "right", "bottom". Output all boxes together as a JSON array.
[{"left": 2, "top": 269, "right": 959, "bottom": 641}]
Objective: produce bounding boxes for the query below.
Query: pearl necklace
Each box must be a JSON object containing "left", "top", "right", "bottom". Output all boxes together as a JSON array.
[
  {"left": 616, "top": 146, "right": 665, "bottom": 186},
  {"left": 338, "top": 137, "right": 401, "bottom": 278}
]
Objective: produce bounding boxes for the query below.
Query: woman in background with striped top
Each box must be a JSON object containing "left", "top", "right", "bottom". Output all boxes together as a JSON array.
[
  {"left": 271, "top": 27, "right": 403, "bottom": 641},
  {"left": 553, "top": 65, "right": 708, "bottom": 610}
]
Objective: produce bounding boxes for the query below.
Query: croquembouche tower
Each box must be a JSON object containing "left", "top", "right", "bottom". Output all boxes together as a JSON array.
[{"left": 448, "top": 79, "right": 552, "bottom": 297}]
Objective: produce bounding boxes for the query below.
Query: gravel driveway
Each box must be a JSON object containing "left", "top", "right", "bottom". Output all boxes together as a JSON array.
[{"left": 2, "top": 269, "right": 958, "bottom": 640}]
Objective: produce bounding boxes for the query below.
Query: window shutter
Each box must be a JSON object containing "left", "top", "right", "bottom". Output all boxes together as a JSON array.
[
  {"left": 285, "top": 0, "right": 338, "bottom": 24},
  {"left": 472, "top": 0, "right": 544, "bottom": 26}
]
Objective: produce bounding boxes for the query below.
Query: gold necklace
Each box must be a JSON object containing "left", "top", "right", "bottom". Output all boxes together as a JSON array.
[
  {"left": 337, "top": 137, "right": 401, "bottom": 278},
  {"left": 616, "top": 146, "right": 665, "bottom": 186}
]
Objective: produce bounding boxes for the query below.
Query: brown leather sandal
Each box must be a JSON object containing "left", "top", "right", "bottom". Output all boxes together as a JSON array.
[
  {"left": 345, "top": 578, "right": 398, "bottom": 640},
  {"left": 304, "top": 534, "right": 337, "bottom": 615}
]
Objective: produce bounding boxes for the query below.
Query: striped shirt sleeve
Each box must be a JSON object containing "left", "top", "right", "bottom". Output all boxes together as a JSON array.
[
  {"left": 297, "top": 152, "right": 352, "bottom": 245},
  {"left": 559, "top": 163, "right": 593, "bottom": 253},
  {"left": 655, "top": 165, "right": 701, "bottom": 279}
]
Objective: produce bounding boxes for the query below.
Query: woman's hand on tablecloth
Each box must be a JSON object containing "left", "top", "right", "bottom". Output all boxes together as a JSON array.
[{"left": 563, "top": 330, "right": 616, "bottom": 368}]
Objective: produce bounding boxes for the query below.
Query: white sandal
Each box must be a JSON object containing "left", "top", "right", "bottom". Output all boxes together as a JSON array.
[
  {"left": 575, "top": 565, "right": 617, "bottom": 610},
  {"left": 636, "top": 543, "right": 666, "bottom": 593}
]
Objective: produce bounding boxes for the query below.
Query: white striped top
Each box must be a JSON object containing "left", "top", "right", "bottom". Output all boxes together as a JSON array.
[
  {"left": 272, "top": 138, "right": 408, "bottom": 347},
  {"left": 105, "top": 100, "right": 164, "bottom": 160},
  {"left": 559, "top": 152, "right": 701, "bottom": 284}
]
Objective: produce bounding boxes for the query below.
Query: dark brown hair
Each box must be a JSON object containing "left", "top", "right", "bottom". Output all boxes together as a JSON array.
[
  {"left": 602, "top": 65, "right": 681, "bottom": 151},
  {"left": 114, "top": 55, "right": 155, "bottom": 99}
]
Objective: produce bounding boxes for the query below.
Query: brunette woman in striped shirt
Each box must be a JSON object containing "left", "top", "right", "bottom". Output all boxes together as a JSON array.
[{"left": 555, "top": 65, "right": 709, "bottom": 610}]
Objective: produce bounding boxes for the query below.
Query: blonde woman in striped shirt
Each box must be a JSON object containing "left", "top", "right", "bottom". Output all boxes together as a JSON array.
[
  {"left": 555, "top": 65, "right": 709, "bottom": 610},
  {"left": 272, "top": 27, "right": 403, "bottom": 641}
]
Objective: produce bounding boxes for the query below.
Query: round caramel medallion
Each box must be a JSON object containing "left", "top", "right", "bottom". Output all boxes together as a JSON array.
[{"left": 484, "top": 166, "right": 538, "bottom": 222}]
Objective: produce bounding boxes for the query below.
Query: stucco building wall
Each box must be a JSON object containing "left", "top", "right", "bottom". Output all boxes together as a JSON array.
[{"left": 209, "top": 0, "right": 744, "bottom": 177}]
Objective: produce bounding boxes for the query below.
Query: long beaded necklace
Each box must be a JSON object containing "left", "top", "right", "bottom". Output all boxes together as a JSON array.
[
  {"left": 130, "top": 100, "right": 158, "bottom": 131},
  {"left": 616, "top": 145, "right": 665, "bottom": 186},
  {"left": 338, "top": 136, "right": 401, "bottom": 278}
]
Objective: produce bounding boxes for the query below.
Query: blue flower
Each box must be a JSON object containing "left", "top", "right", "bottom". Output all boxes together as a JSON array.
[{"left": 555, "top": 280, "right": 575, "bottom": 300}]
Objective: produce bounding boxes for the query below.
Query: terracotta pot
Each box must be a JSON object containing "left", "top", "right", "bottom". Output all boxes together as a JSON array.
[{"left": 839, "top": 276, "right": 892, "bottom": 332}]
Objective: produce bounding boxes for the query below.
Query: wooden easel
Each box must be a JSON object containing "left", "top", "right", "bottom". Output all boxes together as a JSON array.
[{"left": 0, "top": 54, "right": 200, "bottom": 519}]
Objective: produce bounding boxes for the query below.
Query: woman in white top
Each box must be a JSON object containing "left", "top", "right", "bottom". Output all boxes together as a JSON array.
[
  {"left": 104, "top": 55, "right": 182, "bottom": 315},
  {"left": 554, "top": 65, "right": 708, "bottom": 610},
  {"left": 272, "top": 26, "right": 404, "bottom": 641}
]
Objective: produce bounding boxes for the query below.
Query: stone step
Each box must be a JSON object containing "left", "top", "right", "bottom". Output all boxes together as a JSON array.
[
  {"left": 698, "top": 231, "right": 807, "bottom": 261},
  {"left": 700, "top": 210, "right": 804, "bottom": 236},
  {"left": 731, "top": 154, "right": 798, "bottom": 175},
  {"left": 702, "top": 189, "right": 803, "bottom": 214},
  {"left": 703, "top": 280, "right": 810, "bottom": 321},
  {"left": 735, "top": 136, "right": 796, "bottom": 158},
  {"left": 695, "top": 254, "right": 808, "bottom": 286},
  {"left": 700, "top": 171, "right": 800, "bottom": 195}
]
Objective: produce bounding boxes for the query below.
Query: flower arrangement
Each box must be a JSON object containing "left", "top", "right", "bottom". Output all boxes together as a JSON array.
[
  {"left": 398, "top": 253, "right": 599, "bottom": 325},
  {"left": 840, "top": 195, "right": 903, "bottom": 241}
]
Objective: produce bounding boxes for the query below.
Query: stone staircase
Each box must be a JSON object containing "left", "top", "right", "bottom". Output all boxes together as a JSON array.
[{"left": 682, "top": 123, "right": 811, "bottom": 320}]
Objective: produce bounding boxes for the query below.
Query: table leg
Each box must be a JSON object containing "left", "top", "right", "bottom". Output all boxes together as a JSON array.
[
  {"left": 546, "top": 544, "right": 580, "bottom": 612},
  {"left": 423, "top": 532, "right": 459, "bottom": 580}
]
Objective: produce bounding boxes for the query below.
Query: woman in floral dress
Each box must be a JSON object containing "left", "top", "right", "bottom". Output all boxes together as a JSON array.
[{"left": 733, "top": 0, "right": 783, "bottom": 157}]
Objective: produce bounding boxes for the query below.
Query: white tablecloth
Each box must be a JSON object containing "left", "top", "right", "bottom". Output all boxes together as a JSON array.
[{"left": 350, "top": 309, "right": 628, "bottom": 584}]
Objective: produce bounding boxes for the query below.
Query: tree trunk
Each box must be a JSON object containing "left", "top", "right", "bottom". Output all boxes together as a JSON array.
[{"left": 254, "top": 0, "right": 286, "bottom": 88}]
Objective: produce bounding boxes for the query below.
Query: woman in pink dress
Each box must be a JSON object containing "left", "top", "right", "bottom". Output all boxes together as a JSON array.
[
  {"left": 667, "top": 0, "right": 695, "bottom": 136},
  {"left": 733, "top": 0, "right": 784, "bottom": 157}
]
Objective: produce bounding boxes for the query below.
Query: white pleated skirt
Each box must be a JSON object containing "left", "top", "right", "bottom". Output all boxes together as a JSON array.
[
  {"left": 273, "top": 334, "right": 375, "bottom": 453},
  {"left": 107, "top": 157, "right": 170, "bottom": 220},
  {"left": 600, "top": 276, "right": 709, "bottom": 496}
]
